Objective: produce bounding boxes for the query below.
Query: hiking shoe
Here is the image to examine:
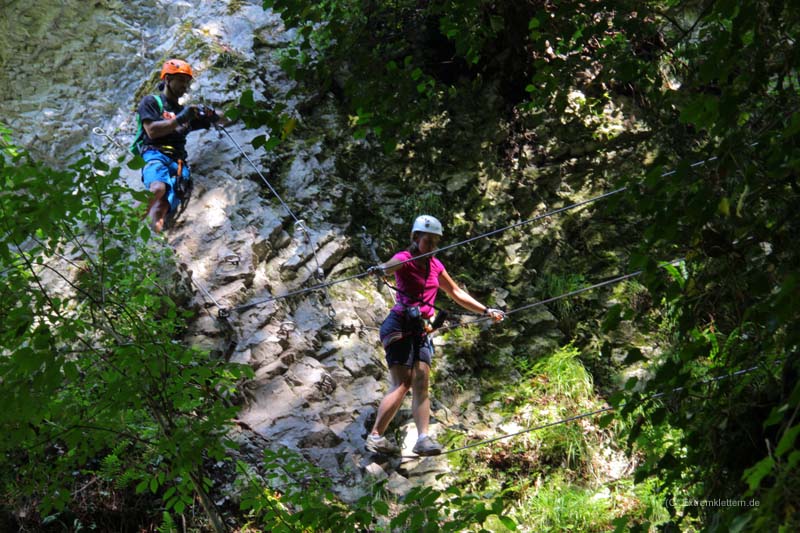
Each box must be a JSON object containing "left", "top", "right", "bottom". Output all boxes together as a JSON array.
[
  {"left": 365, "top": 434, "right": 401, "bottom": 455},
  {"left": 412, "top": 436, "right": 443, "bottom": 456}
]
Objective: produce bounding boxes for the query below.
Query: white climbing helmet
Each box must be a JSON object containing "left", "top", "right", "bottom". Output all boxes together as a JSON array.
[{"left": 411, "top": 215, "right": 443, "bottom": 237}]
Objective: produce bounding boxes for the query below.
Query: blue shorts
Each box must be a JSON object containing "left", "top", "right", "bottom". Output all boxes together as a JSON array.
[
  {"left": 142, "top": 150, "right": 191, "bottom": 213},
  {"left": 379, "top": 311, "right": 433, "bottom": 368}
]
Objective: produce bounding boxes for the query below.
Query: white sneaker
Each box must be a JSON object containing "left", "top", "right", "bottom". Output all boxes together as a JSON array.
[
  {"left": 412, "top": 436, "right": 443, "bottom": 456},
  {"left": 365, "top": 434, "right": 400, "bottom": 455}
]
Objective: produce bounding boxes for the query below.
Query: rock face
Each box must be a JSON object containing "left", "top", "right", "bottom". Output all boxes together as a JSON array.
[
  {"left": 0, "top": 0, "right": 566, "bottom": 503},
  {"left": 0, "top": 0, "right": 415, "bottom": 500}
]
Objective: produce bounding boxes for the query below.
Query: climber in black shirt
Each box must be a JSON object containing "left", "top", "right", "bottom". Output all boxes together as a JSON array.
[{"left": 135, "top": 59, "right": 219, "bottom": 232}]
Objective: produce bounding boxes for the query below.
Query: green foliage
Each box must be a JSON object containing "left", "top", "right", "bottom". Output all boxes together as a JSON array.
[
  {"left": 231, "top": 88, "right": 297, "bottom": 152},
  {"left": 515, "top": 474, "right": 616, "bottom": 533},
  {"left": 237, "top": 448, "right": 516, "bottom": 532},
  {"left": 237, "top": 449, "right": 375, "bottom": 532},
  {"left": 263, "top": 0, "right": 444, "bottom": 150},
  {"left": 0, "top": 131, "right": 251, "bottom": 530},
  {"left": 451, "top": 342, "right": 663, "bottom": 530},
  {"left": 535, "top": 272, "right": 587, "bottom": 336},
  {"left": 252, "top": 0, "right": 800, "bottom": 530},
  {"left": 504, "top": 343, "right": 594, "bottom": 410},
  {"left": 157, "top": 511, "right": 178, "bottom": 533},
  {"left": 602, "top": 0, "right": 800, "bottom": 529},
  {"left": 260, "top": 0, "right": 673, "bottom": 152}
]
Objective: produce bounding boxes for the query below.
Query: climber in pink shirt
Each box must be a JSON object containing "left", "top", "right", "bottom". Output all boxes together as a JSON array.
[{"left": 365, "top": 215, "right": 505, "bottom": 456}]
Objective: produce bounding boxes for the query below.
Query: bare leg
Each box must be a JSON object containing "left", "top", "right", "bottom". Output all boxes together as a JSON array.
[
  {"left": 370, "top": 365, "right": 412, "bottom": 436},
  {"left": 411, "top": 360, "right": 431, "bottom": 436},
  {"left": 147, "top": 181, "right": 170, "bottom": 233}
]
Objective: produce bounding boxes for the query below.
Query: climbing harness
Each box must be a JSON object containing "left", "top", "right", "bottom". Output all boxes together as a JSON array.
[
  {"left": 216, "top": 124, "right": 335, "bottom": 318},
  {"left": 379, "top": 279, "right": 472, "bottom": 333},
  {"left": 167, "top": 158, "right": 193, "bottom": 226}
]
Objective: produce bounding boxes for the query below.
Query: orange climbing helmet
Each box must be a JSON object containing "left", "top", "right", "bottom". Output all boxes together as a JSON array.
[{"left": 160, "top": 59, "right": 193, "bottom": 80}]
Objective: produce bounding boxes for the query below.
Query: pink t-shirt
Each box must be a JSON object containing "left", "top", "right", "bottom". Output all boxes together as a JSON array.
[{"left": 389, "top": 250, "right": 446, "bottom": 319}]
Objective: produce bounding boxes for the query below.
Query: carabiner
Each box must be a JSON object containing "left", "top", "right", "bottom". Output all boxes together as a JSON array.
[{"left": 92, "top": 127, "right": 123, "bottom": 150}]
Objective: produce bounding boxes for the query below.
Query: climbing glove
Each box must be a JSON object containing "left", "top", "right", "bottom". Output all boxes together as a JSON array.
[
  {"left": 190, "top": 106, "right": 220, "bottom": 130},
  {"left": 175, "top": 105, "right": 198, "bottom": 126},
  {"left": 202, "top": 106, "right": 220, "bottom": 123}
]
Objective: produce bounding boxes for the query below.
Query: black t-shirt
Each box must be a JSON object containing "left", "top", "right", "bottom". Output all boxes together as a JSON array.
[{"left": 137, "top": 94, "right": 188, "bottom": 159}]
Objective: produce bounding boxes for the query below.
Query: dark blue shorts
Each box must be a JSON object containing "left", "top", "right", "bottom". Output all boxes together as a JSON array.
[{"left": 379, "top": 311, "right": 433, "bottom": 368}]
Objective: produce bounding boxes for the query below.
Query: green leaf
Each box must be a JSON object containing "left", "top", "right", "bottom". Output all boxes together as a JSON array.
[
  {"left": 240, "top": 89, "right": 255, "bottom": 109},
  {"left": 718, "top": 197, "right": 730, "bottom": 216},
  {"left": 787, "top": 450, "right": 800, "bottom": 469},
  {"left": 127, "top": 155, "right": 145, "bottom": 170},
  {"left": 763, "top": 404, "right": 788, "bottom": 427},
  {"left": 743, "top": 456, "right": 774, "bottom": 490},
  {"left": 661, "top": 263, "right": 686, "bottom": 289},
  {"left": 775, "top": 424, "right": 800, "bottom": 457},
  {"left": 599, "top": 413, "right": 615, "bottom": 428},
  {"left": 281, "top": 118, "right": 297, "bottom": 138},
  {"left": 225, "top": 107, "right": 241, "bottom": 121},
  {"left": 602, "top": 304, "right": 623, "bottom": 332},
  {"left": 251, "top": 134, "right": 267, "bottom": 149},
  {"left": 498, "top": 515, "right": 517, "bottom": 530},
  {"left": 373, "top": 500, "right": 389, "bottom": 516}
]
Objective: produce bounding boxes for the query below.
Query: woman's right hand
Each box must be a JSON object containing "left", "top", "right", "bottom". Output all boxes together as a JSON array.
[
  {"left": 367, "top": 265, "right": 386, "bottom": 277},
  {"left": 484, "top": 308, "right": 505, "bottom": 322}
]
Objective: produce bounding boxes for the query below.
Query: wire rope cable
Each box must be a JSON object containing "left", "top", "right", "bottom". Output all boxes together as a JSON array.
[
  {"left": 190, "top": 275, "right": 224, "bottom": 311},
  {"left": 398, "top": 363, "right": 767, "bottom": 459},
  {"left": 227, "top": 147, "right": 723, "bottom": 314},
  {"left": 217, "top": 125, "right": 303, "bottom": 227},
  {"left": 233, "top": 271, "right": 372, "bottom": 313},
  {"left": 434, "top": 268, "right": 656, "bottom": 333},
  {"left": 230, "top": 191, "right": 632, "bottom": 313},
  {"left": 217, "top": 124, "right": 335, "bottom": 316}
]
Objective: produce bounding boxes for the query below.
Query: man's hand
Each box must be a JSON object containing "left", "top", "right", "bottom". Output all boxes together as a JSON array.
[
  {"left": 200, "top": 106, "right": 220, "bottom": 123},
  {"left": 190, "top": 106, "right": 220, "bottom": 130},
  {"left": 175, "top": 105, "right": 198, "bottom": 126}
]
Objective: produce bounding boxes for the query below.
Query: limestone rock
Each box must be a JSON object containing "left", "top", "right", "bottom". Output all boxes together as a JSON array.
[{"left": 386, "top": 472, "right": 413, "bottom": 498}]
